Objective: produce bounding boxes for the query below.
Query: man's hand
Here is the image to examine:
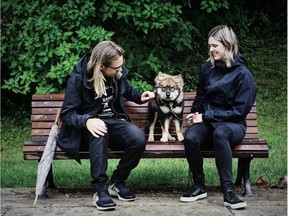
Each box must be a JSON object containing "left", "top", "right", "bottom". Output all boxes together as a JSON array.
[
  {"left": 86, "top": 118, "right": 107, "bottom": 138},
  {"left": 141, "top": 91, "right": 155, "bottom": 102}
]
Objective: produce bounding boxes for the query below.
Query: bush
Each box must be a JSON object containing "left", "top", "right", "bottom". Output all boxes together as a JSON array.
[
  {"left": 1, "top": 0, "right": 286, "bottom": 97},
  {"left": 1, "top": 0, "right": 114, "bottom": 95},
  {"left": 1, "top": 0, "right": 196, "bottom": 95}
]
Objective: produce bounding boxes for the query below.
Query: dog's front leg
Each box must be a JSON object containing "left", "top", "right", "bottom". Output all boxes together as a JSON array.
[
  {"left": 160, "top": 118, "right": 171, "bottom": 142},
  {"left": 148, "top": 112, "right": 158, "bottom": 142},
  {"left": 174, "top": 119, "right": 184, "bottom": 141}
]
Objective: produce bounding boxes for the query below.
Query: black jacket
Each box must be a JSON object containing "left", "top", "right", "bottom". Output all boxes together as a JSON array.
[
  {"left": 192, "top": 53, "right": 257, "bottom": 132},
  {"left": 57, "top": 54, "right": 143, "bottom": 163}
]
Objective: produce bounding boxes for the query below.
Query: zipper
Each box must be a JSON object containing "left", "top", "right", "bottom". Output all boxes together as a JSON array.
[{"left": 111, "top": 78, "right": 128, "bottom": 121}]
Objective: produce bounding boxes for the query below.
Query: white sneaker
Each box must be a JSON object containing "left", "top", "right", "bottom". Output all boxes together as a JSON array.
[{"left": 92, "top": 191, "right": 116, "bottom": 211}]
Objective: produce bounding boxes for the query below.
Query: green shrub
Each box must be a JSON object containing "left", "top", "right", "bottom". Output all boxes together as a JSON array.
[
  {"left": 98, "top": 0, "right": 197, "bottom": 85},
  {"left": 2, "top": 0, "right": 196, "bottom": 95},
  {"left": 2, "top": 0, "right": 286, "bottom": 97},
  {"left": 1, "top": 0, "right": 114, "bottom": 95}
]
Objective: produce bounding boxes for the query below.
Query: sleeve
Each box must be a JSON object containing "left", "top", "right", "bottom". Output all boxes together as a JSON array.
[
  {"left": 60, "top": 73, "right": 92, "bottom": 129},
  {"left": 203, "top": 70, "right": 257, "bottom": 122},
  {"left": 191, "top": 65, "right": 206, "bottom": 113},
  {"left": 123, "top": 79, "right": 143, "bottom": 104}
]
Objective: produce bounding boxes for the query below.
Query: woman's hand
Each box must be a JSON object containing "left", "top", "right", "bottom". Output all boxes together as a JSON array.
[
  {"left": 86, "top": 118, "right": 107, "bottom": 138},
  {"left": 141, "top": 91, "right": 155, "bottom": 102},
  {"left": 186, "top": 112, "right": 203, "bottom": 125}
]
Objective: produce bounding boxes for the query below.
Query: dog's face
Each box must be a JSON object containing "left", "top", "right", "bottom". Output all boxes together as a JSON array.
[{"left": 155, "top": 72, "right": 184, "bottom": 101}]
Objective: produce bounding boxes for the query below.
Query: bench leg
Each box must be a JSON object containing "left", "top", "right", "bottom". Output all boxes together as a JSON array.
[
  {"left": 235, "top": 159, "right": 244, "bottom": 186},
  {"left": 235, "top": 158, "right": 253, "bottom": 197},
  {"left": 47, "top": 164, "right": 56, "bottom": 189},
  {"left": 188, "top": 168, "right": 192, "bottom": 186}
]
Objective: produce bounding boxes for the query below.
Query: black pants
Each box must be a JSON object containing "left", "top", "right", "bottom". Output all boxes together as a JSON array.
[
  {"left": 82, "top": 118, "right": 146, "bottom": 192},
  {"left": 183, "top": 123, "right": 245, "bottom": 193}
]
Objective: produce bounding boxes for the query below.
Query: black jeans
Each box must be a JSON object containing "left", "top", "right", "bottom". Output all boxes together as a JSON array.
[
  {"left": 82, "top": 118, "right": 146, "bottom": 192},
  {"left": 183, "top": 123, "right": 245, "bottom": 193}
]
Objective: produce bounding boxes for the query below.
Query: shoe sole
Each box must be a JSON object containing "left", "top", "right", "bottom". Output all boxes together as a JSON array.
[
  {"left": 108, "top": 188, "right": 135, "bottom": 202},
  {"left": 92, "top": 201, "right": 116, "bottom": 211},
  {"left": 180, "top": 192, "right": 207, "bottom": 202},
  {"left": 224, "top": 201, "right": 247, "bottom": 209}
]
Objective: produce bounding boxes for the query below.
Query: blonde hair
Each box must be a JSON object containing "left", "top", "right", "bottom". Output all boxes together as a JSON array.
[
  {"left": 87, "top": 41, "right": 124, "bottom": 99},
  {"left": 208, "top": 25, "right": 238, "bottom": 67}
]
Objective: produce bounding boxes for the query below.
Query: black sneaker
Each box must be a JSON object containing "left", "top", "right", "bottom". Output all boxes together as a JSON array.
[
  {"left": 180, "top": 185, "right": 207, "bottom": 202},
  {"left": 92, "top": 190, "right": 116, "bottom": 211},
  {"left": 223, "top": 190, "right": 247, "bottom": 209},
  {"left": 108, "top": 180, "right": 136, "bottom": 201}
]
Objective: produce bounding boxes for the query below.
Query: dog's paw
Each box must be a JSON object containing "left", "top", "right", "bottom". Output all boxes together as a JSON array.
[
  {"left": 177, "top": 133, "right": 184, "bottom": 141},
  {"left": 148, "top": 136, "right": 154, "bottom": 142},
  {"left": 160, "top": 137, "right": 168, "bottom": 142},
  {"left": 168, "top": 136, "right": 176, "bottom": 141}
]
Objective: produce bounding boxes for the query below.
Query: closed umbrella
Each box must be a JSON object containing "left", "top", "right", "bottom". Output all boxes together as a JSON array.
[{"left": 33, "top": 109, "right": 61, "bottom": 206}]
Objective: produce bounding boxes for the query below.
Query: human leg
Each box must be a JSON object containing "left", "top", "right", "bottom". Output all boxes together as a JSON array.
[
  {"left": 105, "top": 119, "right": 147, "bottom": 201},
  {"left": 183, "top": 123, "right": 213, "bottom": 187},
  {"left": 180, "top": 123, "right": 213, "bottom": 202},
  {"left": 213, "top": 125, "right": 234, "bottom": 193},
  {"left": 213, "top": 124, "right": 247, "bottom": 209},
  {"left": 85, "top": 131, "right": 116, "bottom": 210},
  {"left": 107, "top": 119, "right": 146, "bottom": 182}
]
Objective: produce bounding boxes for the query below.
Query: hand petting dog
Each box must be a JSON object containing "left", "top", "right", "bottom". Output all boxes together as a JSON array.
[{"left": 141, "top": 91, "right": 155, "bottom": 102}]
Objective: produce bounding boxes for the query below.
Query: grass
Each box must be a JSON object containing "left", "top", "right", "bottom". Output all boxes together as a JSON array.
[{"left": 1, "top": 37, "right": 287, "bottom": 189}]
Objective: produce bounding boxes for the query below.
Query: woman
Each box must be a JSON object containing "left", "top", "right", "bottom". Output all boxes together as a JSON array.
[
  {"left": 180, "top": 25, "right": 257, "bottom": 210},
  {"left": 57, "top": 41, "right": 154, "bottom": 211}
]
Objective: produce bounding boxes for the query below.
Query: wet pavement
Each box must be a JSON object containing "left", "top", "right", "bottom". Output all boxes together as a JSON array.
[{"left": 1, "top": 186, "right": 287, "bottom": 216}]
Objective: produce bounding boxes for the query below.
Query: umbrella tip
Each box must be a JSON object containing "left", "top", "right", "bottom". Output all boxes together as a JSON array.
[{"left": 33, "top": 195, "right": 38, "bottom": 207}]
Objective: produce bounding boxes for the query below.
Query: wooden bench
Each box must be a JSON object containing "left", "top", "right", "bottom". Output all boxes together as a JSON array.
[{"left": 23, "top": 93, "right": 268, "bottom": 197}]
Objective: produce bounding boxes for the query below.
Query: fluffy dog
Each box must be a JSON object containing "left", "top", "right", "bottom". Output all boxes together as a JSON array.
[{"left": 148, "top": 72, "right": 184, "bottom": 142}]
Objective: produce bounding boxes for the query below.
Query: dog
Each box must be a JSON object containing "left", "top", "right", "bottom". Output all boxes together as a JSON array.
[{"left": 148, "top": 72, "right": 184, "bottom": 142}]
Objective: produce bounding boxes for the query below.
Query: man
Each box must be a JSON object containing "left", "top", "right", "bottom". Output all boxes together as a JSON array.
[{"left": 57, "top": 41, "right": 154, "bottom": 211}]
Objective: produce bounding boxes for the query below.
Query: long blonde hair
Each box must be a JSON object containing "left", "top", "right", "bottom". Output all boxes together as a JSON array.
[
  {"left": 208, "top": 25, "right": 238, "bottom": 68},
  {"left": 87, "top": 41, "right": 124, "bottom": 99}
]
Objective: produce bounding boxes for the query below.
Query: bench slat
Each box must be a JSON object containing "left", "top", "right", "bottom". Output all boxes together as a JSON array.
[{"left": 23, "top": 145, "right": 268, "bottom": 161}]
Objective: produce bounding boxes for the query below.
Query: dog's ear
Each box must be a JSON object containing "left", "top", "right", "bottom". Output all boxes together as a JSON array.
[
  {"left": 174, "top": 74, "right": 184, "bottom": 88},
  {"left": 155, "top": 71, "right": 165, "bottom": 84}
]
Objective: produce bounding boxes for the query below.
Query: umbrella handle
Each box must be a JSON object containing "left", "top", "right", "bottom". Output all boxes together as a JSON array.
[{"left": 55, "top": 109, "right": 61, "bottom": 125}]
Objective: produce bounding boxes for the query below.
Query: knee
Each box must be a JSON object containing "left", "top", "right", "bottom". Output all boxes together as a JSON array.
[
  {"left": 183, "top": 132, "right": 198, "bottom": 150},
  {"left": 89, "top": 136, "right": 108, "bottom": 153},
  {"left": 137, "top": 133, "right": 147, "bottom": 148},
  {"left": 213, "top": 126, "right": 232, "bottom": 142},
  {"left": 129, "top": 129, "right": 146, "bottom": 150},
  {"left": 213, "top": 126, "right": 233, "bottom": 149}
]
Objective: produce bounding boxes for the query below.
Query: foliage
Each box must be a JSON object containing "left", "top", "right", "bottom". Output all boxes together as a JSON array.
[
  {"left": 98, "top": 0, "right": 197, "bottom": 84},
  {"left": 100, "top": 0, "right": 182, "bottom": 34},
  {"left": 200, "top": 0, "right": 229, "bottom": 13},
  {"left": 1, "top": 0, "right": 114, "bottom": 94},
  {"left": 1, "top": 0, "right": 286, "bottom": 107},
  {"left": 1, "top": 0, "right": 196, "bottom": 95}
]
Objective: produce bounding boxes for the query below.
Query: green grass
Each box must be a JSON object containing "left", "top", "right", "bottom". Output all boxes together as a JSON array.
[{"left": 1, "top": 37, "right": 287, "bottom": 189}]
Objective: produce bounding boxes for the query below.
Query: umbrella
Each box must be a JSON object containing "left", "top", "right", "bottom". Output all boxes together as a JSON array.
[{"left": 33, "top": 109, "right": 61, "bottom": 207}]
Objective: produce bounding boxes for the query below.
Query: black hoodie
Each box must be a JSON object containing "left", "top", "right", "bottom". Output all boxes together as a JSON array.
[
  {"left": 192, "top": 53, "right": 257, "bottom": 133},
  {"left": 57, "top": 54, "right": 143, "bottom": 163}
]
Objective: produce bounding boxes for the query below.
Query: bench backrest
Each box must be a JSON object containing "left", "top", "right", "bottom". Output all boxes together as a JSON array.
[{"left": 30, "top": 93, "right": 258, "bottom": 143}]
